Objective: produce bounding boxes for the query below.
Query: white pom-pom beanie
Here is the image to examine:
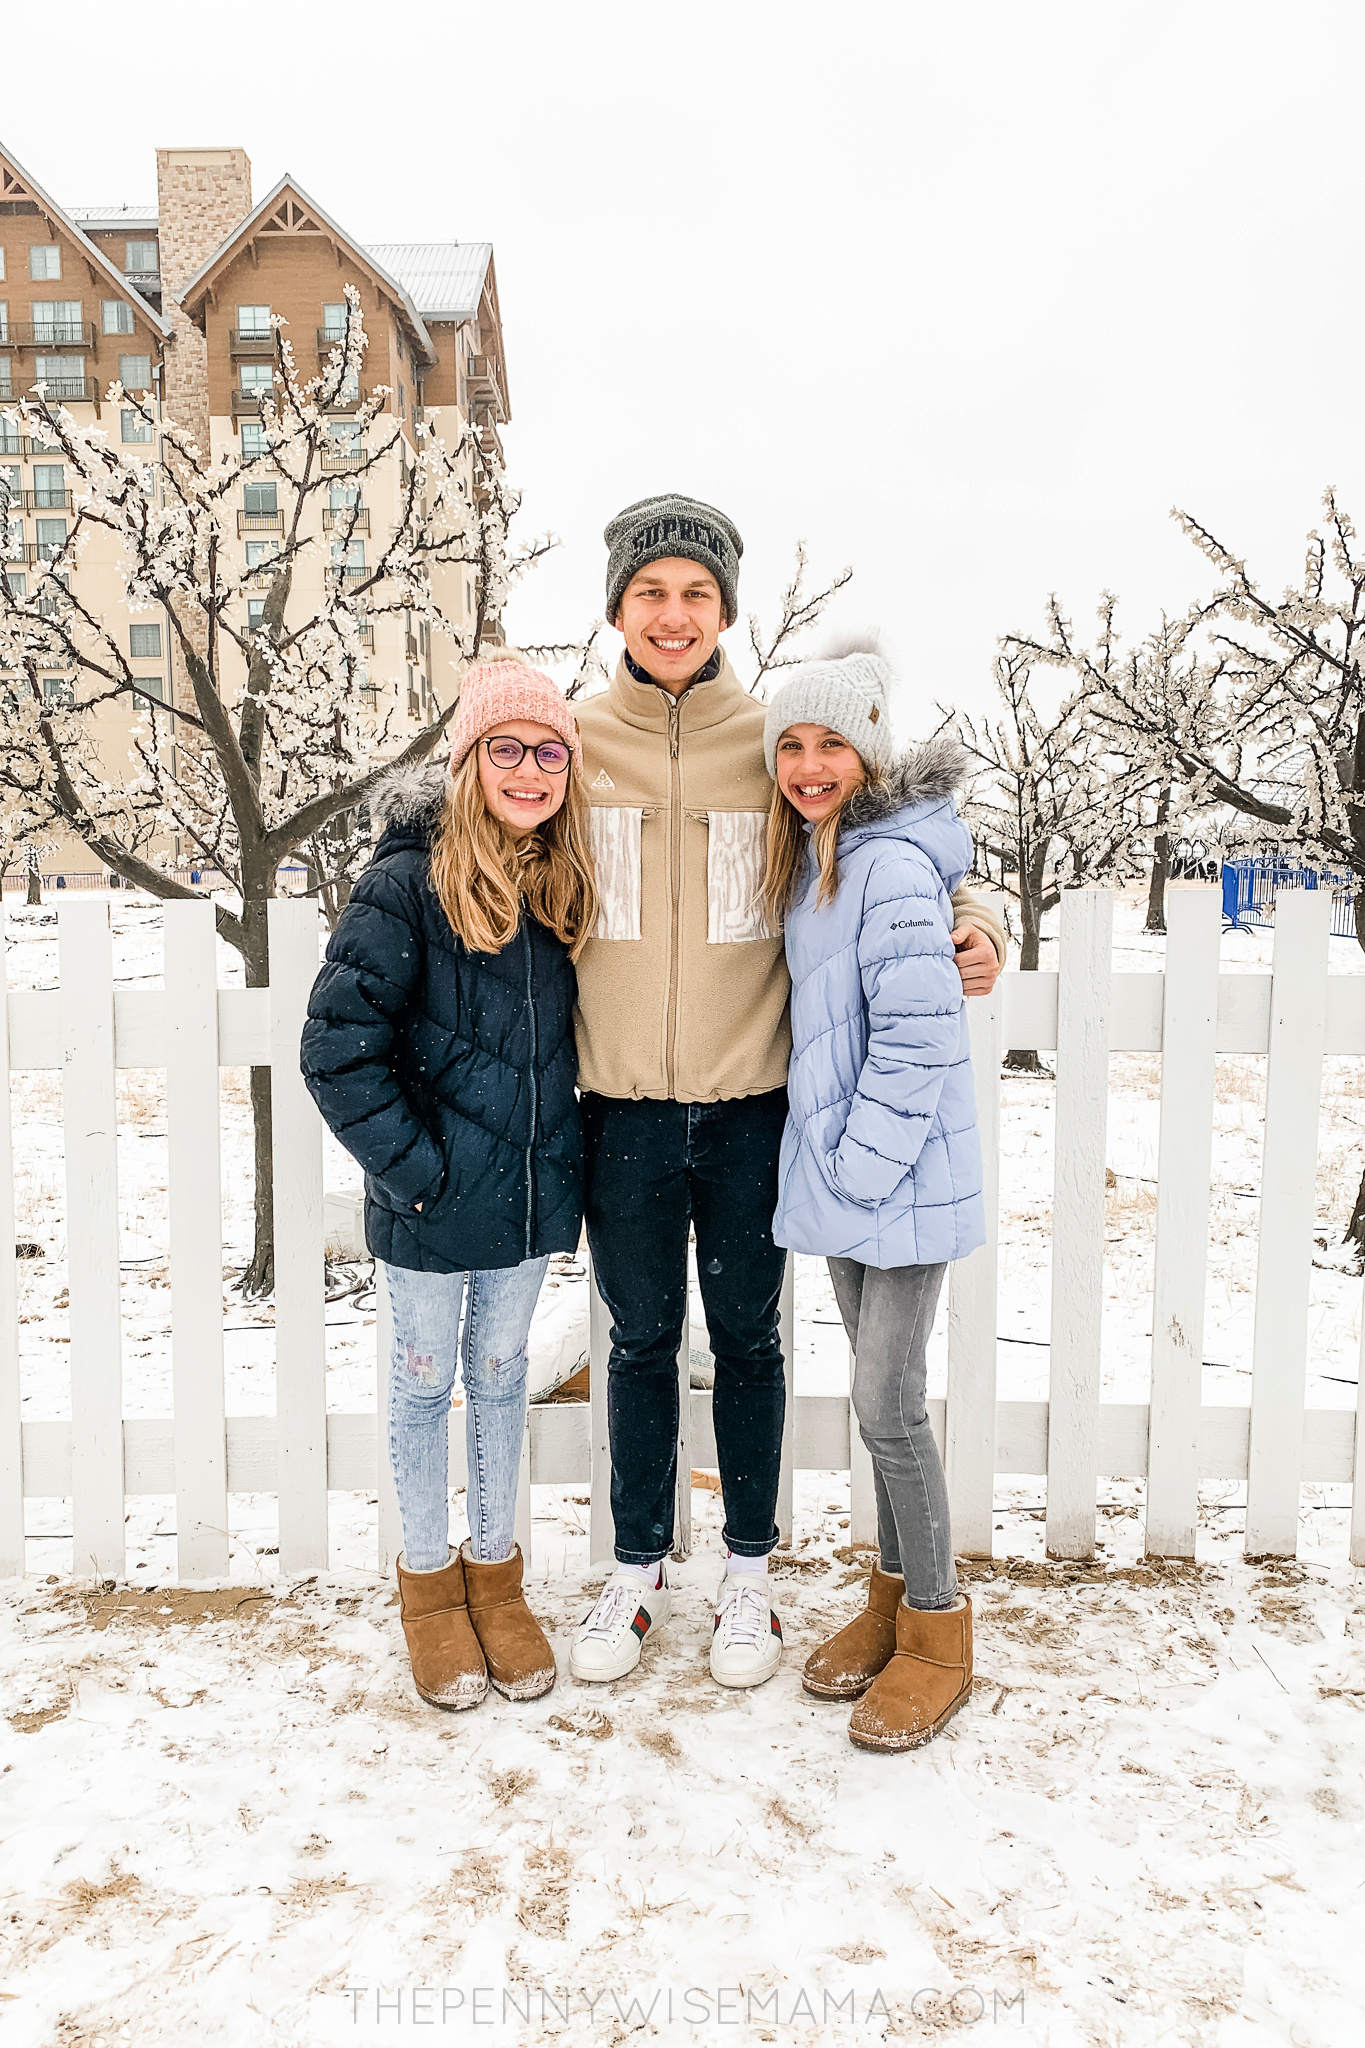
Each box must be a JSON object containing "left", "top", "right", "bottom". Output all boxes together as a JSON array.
[{"left": 762, "top": 640, "right": 895, "bottom": 778}]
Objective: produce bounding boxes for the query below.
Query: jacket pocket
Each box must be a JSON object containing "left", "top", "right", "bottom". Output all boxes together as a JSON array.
[
  {"left": 588, "top": 806, "right": 647, "bottom": 941},
  {"left": 701, "top": 810, "right": 778, "bottom": 943}
]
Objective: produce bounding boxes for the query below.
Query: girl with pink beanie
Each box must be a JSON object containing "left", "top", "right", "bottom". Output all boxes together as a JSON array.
[{"left": 302, "top": 654, "right": 596, "bottom": 1712}]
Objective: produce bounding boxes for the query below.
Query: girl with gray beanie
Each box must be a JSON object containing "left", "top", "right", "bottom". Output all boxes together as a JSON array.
[{"left": 758, "top": 639, "right": 984, "bottom": 1753}]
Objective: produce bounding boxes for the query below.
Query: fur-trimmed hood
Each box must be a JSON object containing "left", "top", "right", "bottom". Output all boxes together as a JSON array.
[
  {"left": 369, "top": 757, "right": 450, "bottom": 839},
  {"left": 839, "top": 731, "right": 968, "bottom": 830}
]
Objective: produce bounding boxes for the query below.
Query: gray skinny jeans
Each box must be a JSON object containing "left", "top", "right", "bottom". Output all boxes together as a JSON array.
[{"left": 828, "top": 1257, "right": 959, "bottom": 1611}]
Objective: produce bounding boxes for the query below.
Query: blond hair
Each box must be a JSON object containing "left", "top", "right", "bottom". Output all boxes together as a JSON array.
[
  {"left": 759, "top": 758, "right": 880, "bottom": 925},
  {"left": 428, "top": 746, "right": 599, "bottom": 962}
]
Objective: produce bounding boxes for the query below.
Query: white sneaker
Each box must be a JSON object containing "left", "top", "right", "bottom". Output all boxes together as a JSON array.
[
  {"left": 569, "top": 1565, "right": 672, "bottom": 1683},
  {"left": 710, "top": 1571, "right": 783, "bottom": 1689}
]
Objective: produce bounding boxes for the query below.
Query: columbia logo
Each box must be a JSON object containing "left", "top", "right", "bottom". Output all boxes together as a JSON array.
[{"left": 891, "top": 919, "right": 932, "bottom": 930}]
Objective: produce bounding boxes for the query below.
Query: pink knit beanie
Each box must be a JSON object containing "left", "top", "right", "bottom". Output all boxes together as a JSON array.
[{"left": 448, "top": 653, "right": 583, "bottom": 778}]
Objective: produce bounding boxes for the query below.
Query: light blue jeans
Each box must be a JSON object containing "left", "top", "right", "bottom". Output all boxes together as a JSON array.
[{"left": 381, "top": 1256, "right": 549, "bottom": 1571}]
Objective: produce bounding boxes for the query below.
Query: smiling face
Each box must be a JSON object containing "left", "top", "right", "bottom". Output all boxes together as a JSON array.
[
  {"left": 475, "top": 719, "right": 572, "bottom": 836},
  {"left": 615, "top": 556, "right": 727, "bottom": 694},
  {"left": 774, "top": 723, "right": 867, "bottom": 823}
]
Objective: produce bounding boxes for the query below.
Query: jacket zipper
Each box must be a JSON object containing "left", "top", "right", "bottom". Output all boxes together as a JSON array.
[
  {"left": 522, "top": 921, "right": 538, "bottom": 1258},
  {"left": 662, "top": 691, "right": 683, "bottom": 1095}
]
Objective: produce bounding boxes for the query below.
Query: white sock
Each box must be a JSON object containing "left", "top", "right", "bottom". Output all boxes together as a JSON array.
[
  {"left": 615, "top": 1560, "right": 662, "bottom": 1588},
  {"left": 725, "top": 1550, "right": 768, "bottom": 1579},
  {"left": 402, "top": 1547, "right": 453, "bottom": 1574}
]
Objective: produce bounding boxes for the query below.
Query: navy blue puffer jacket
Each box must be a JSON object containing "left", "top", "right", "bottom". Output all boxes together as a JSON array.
[{"left": 300, "top": 762, "right": 582, "bottom": 1273}]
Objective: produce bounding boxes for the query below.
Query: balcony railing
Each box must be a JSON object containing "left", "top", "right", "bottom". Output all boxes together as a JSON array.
[
  {"left": 24, "top": 380, "right": 100, "bottom": 405},
  {"left": 23, "top": 490, "right": 74, "bottom": 512},
  {"left": 0, "top": 436, "right": 40, "bottom": 457},
  {"left": 124, "top": 272, "right": 161, "bottom": 296},
  {"left": 230, "top": 329, "right": 275, "bottom": 358},
  {"left": 3, "top": 322, "right": 98, "bottom": 351},
  {"left": 466, "top": 354, "right": 506, "bottom": 420},
  {"left": 323, "top": 390, "right": 367, "bottom": 415},
  {"left": 322, "top": 506, "right": 370, "bottom": 534},
  {"left": 405, "top": 633, "right": 420, "bottom": 663},
  {"left": 321, "top": 448, "right": 367, "bottom": 473},
  {"left": 236, "top": 509, "right": 284, "bottom": 536},
  {"left": 231, "top": 388, "right": 276, "bottom": 417},
  {"left": 477, "top": 424, "right": 505, "bottom": 468},
  {"left": 355, "top": 622, "right": 374, "bottom": 650},
  {"left": 330, "top": 563, "right": 369, "bottom": 583}
]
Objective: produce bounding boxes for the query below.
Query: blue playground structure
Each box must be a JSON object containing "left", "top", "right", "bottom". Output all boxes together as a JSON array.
[{"left": 1221, "top": 856, "right": 1358, "bottom": 938}]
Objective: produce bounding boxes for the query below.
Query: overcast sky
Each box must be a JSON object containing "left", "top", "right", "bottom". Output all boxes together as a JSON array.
[{"left": 17, "top": 0, "right": 1365, "bottom": 726}]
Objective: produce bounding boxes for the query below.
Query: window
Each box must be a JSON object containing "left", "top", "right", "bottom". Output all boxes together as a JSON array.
[
  {"left": 321, "top": 302, "right": 347, "bottom": 340},
  {"left": 0, "top": 304, "right": 7, "bottom": 342},
  {"left": 118, "top": 354, "right": 152, "bottom": 394},
  {"left": 243, "top": 481, "right": 277, "bottom": 515},
  {"left": 120, "top": 410, "right": 152, "bottom": 444},
  {"left": 329, "top": 421, "right": 361, "bottom": 451},
  {"left": 240, "top": 422, "right": 267, "bottom": 458},
  {"left": 331, "top": 538, "right": 365, "bottom": 570},
  {"left": 32, "top": 465, "right": 65, "bottom": 509},
  {"left": 32, "top": 301, "right": 83, "bottom": 343},
  {"left": 0, "top": 357, "right": 11, "bottom": 401},
  {"left": 134, "top": 676, "right": 164, "bottom": 702},
  {"left": 328, "top": 481, "right": 360, "bottom": 510},
  {"left": 246, "top": 598, "right": 267, "bottom": 634},
  {"left": 35, "top": 355, "right": 85, "bottom": 397},
  {"left": 130, "top": 622, "right": 162, "bottom": 658},
  {"left": 398, "top": 384, "right": 406, "bottom": 417},
  {"left": 244, "top": 540, "right": 279, "bottom": 568},
  {"left": 42, "top": 676, "right": 74, "bottom": 707},
  {"left": 2, "top": 516, "right": 22, "bottom": 562},
  {"left": 125, "top": 241, "right": 158, "bottom": 275},
  {"left": 395, "top": 328, "right": 405, "bottom": 364},
  {"left": 29, "top": 246, "right": 61, "bottom": 281},
  {"left": 333, "top": 368, "right": 360, "bottom": 405},
  {"left": 0, "top": 250, "right": 4, "bottom": 279},
  {"left": 35, "top": 518, "right": 67, "bottom": 561},
  {"left": 103, "top": 300, "right": 135, "bottom": 335},
  {"left": 0, "top": 419, "right": 19, "bottom": 455},
  {"left": 5, "top": 569, "right": 25, "bottom": 599},
  {"left": 239, "top": 363, "right": 273, "bottom": 393},
  {"left": 236, "top": 304, "right": 271, "bottom": 336},
  {"left": 0, "top": 465, "right": 19, "bottom": 508}
]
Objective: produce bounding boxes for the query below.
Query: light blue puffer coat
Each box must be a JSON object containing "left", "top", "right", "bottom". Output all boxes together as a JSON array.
[{"left": 773, "top": 737, "right": 985, "bottom": 1270}]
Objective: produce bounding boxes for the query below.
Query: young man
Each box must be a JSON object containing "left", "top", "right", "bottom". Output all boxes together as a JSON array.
[{"left": 566, "top": 495, "right": 1004, "bottom": 1689}]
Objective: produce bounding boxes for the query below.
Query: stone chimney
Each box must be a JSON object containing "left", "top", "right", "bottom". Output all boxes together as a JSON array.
[{"left": 155, "top": 147, "right": 252, "bottom": 454}]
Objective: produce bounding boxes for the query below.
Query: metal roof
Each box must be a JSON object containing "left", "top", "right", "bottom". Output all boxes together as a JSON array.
[
  {"left": 67, "top": 205, "right": 159, "bottom": 231},
  {"left": 364, "top": 242, "right": 492, "bottom": 322},
  {"left": 0, "top": 143, "right": 172, "bottom": 336}
]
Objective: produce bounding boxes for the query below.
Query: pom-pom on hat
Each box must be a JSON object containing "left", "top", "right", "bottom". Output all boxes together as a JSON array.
[
  {"left": 448, "top": 651, "right": 582, "bottom": 778},
  {"left": 762, "top": 634, "right": 895, "bottom": 778}
]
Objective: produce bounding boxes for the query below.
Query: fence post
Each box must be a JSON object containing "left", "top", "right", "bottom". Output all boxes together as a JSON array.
[
  {"left": 60, "top": 901, "right": 124, "bottom": 1580},
  {"left": 587, "top": 1255, "right": 615, "bottom": 1567},
  {"left": 0, "top": 904, "right": 22, "bottom": 1577},
  {"left": 269, "top": 898, "right": 327, "bottom": 1573},
  {"left": 947, "top": 939, "right": 1005, "bottom": 1557},
  {"left": 1246, "top": 890, "right": 1330, "bottom": 1558},
  {"left": 1146, "top": 890, "right": 1220, "bottom": 1558},
  {"left": 1046, "top": 889, "right": 1113, "bottom": 1561},
  {"left": 1353, "top": 1275, "right": 1365, "bottom": 1570},
  {"left": 164, "top": 902, "right": 228, "bottom": 1579}
]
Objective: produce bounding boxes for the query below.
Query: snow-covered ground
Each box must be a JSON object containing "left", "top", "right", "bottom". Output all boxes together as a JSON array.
[{"left": 2, "top": 888, "right": 1364, "bottom": 2043}]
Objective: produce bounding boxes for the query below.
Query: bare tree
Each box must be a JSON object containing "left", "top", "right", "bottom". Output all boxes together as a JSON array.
[
  {"left": 956, "top": 650, "right": 1149, "bottom": 1071},
  {"left": 747, "top": 542, "right": 854, "bottom": 695},
  {"left": 0, "top": 287, "right": 548, "bottom": 1293}
]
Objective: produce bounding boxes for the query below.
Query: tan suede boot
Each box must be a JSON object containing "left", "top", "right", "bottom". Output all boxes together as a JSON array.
[
  {"left": 803, "top": 1564, "right": 905, "bottom": 1700},
  {"left": 396, "top": 1550, "right": 489, "bottom": 1711},
  {"left": 847, "top": 1595, "right": 973, "bottom": 1752},
  {"left": 461, "top": 1541, "right": 557, "bottom": 1701}
]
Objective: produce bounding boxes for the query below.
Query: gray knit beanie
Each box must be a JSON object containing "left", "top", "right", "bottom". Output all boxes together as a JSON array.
[
  {"left": 762, "top": 637, "right": 896, "bottom": 777},
  {"left": 604, "top": 494, "right": 743, "bottom": 625}
]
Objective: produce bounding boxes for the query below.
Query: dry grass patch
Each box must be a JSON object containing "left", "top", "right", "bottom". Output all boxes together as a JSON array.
[
  {"left": 634, "top": 1727, "right": 682, "bottom": 1763},
  {"left": 517, "top": 1844, "right": 572, "bottom": 1939},
  {"left": 488, "top": 1767, "right": 537, "bottom": 1806}
]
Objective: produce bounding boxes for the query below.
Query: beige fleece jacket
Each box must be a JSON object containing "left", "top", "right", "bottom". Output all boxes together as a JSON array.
[{"left": 573, "top": 652, "right": 1004, "bottom": 1103}]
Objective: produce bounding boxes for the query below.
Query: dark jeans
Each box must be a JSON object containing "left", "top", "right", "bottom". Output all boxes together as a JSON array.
[{"left": 582, "top": 1090, "right": 789, "bottom": 1564}]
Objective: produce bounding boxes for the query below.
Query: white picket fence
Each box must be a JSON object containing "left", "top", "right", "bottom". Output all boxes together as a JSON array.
[{"left": 1, "top": 888, "right": 1363, "bottom": 1583}]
